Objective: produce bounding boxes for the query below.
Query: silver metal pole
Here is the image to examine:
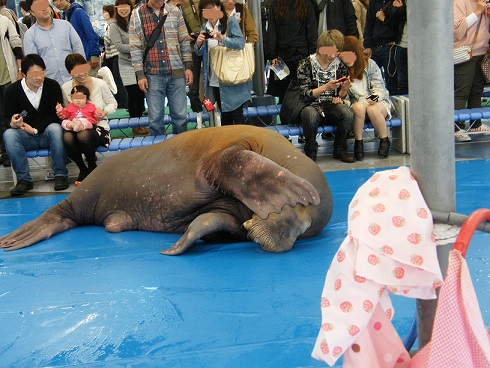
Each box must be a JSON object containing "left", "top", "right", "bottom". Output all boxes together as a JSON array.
[
  {"left": 408, "top": 0, "right": 455, "bottom": 349},
  {"left": 248, "top": 0, "right": 265, "bottom": 96}
]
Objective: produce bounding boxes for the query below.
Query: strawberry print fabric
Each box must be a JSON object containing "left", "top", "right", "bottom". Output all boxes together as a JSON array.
[
  {"left": 312, "top": 167, "right": 443, "bottom": 367},
  {"left": 409, "top": 250, "right": 490, "bottom": 367}
]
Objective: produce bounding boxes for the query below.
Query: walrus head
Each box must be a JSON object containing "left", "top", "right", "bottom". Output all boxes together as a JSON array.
[{"left": 243, "top": 205, "right": 312, "bottom": 252}]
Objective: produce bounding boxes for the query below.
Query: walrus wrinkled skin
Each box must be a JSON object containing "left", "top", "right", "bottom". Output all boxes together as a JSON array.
[{"left": 0, "top": 126, "right": 333, "bottom": 255}]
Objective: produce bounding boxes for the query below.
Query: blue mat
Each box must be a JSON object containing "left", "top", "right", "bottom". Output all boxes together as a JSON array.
[{"left": 0, "top": 161, "right": 489, "bottom": 367}]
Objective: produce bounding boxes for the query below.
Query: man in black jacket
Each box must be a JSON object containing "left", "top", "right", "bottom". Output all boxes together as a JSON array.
[
  {"left": 314, "top": 0, "right": 359, "bottom": 39},
  {"left": 2, "top": 54, "right": 69, "bottom": 196},
  {"left": 363, "top": 0, "right": 406, "bottom": 95}
]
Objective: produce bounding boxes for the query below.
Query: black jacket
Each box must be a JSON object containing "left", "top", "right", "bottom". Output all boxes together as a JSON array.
[
  {"left": 2, "top": 78, "right": 62, "bottom": 134},
  {"left": 363, "top": 0, "right": 406, "bottom": 49},
  {"left": 265, "top": 0, "right": 318, "bottom": 68},
  {"left": 317, "top": 0, "right": 359, "bottom": 38}
]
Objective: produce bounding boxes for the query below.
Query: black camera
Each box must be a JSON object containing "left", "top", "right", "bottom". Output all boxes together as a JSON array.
[
  {"left": 189, "top": 32, "right": 199, "bottom": 40},
  {"left": 203, "top": 31, "right": 212, "bottom": 39}
]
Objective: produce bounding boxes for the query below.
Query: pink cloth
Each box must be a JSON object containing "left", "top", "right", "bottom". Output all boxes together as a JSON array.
[
  {"left": 312, "top": 167, "right": 443, "bottom": 367},
  {"left": 410, "top": 250, "right": 490, "bottom": 367}
]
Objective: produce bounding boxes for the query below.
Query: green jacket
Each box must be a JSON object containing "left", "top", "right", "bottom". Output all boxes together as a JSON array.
[{"left": 180, "top": 0, "right": 203, "bottom": 35}]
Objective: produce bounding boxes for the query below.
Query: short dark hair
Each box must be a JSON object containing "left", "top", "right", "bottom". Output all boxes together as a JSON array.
[
  {"left": 102, "top": 4, "right": 115, "bottom": 17},
  {"left": 21, "top": 54, "right": 46, "bottom": 75},
  {"left": 70, "top": 84, "right": 91, "bottom": 100},
  {"left": 19, "top": 0, "right": 29, "bottom": 12},
  {"left": 25, "top": 0, "right": 33, "bottom": 11},
  {"left": 64, "top": 53, "right": 87, "bottom": 73}
]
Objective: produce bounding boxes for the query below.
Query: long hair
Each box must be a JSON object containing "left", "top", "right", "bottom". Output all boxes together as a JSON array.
[
  {"left": 342, "top": 36, "right": 368, "bottom": 81},
  {"left": 199, "top": 0, "right": 228, "bottom": 34},
  {"left": 275, "top": 0, "right": 307, "bottom": 23},
  {"left": 115, "top": 0, "right": 133, "bottom": 33}
]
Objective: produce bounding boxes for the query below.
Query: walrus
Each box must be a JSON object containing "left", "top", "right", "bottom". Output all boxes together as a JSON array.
[{"left": 0, "top": 125, "right": 333, "bottom": 255}]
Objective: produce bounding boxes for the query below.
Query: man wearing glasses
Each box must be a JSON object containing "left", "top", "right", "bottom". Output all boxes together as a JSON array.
[{"left": 2, "top": 54, "right": 69, "bottom": 196}]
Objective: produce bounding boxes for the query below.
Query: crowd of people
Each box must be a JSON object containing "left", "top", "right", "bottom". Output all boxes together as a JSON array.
[{"left": 0, "top": 0, "right": 487, "bottom": 195}]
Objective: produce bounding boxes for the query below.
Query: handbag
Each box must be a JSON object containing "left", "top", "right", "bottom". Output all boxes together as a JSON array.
[
  {"left": 209, "top": 43, "right": 255, "bottom": 86},
  {"left": 453, "top": 46, "right": 472, "bottom": 65},
  {"left": 454, "top": 15, "right": 482, "bottom": 65},
  {"left": 482, "top": 51, "right": 490, "bottom": 83},
  {"left": 279, "top": 79, "right": 309, "bottom": 125}
]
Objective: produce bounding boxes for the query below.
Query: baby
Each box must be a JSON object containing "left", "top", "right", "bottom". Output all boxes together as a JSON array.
[{"left": 56, "top": 85, "right": 98, "bottom": 132}]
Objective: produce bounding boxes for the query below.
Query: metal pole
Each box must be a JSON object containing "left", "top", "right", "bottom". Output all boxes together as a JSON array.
[
  {"left": 247, "top": 0, "right": 265, "bottom": 96},
  {"left": 408, "top": 0, "right": 455, "bottom": 349}
]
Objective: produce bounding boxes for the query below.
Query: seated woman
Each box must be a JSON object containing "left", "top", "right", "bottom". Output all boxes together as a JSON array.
[
  {"left": 59, "top": 53, "right": 117, "bottom": 185},
  {"left": 195, "top": 0, "right": 251, "bottom": 125},
  {"left": 297, "top": 30, "right": 354, "bottom": 163},
  {"left": 340, "top": 35, "right": 392, "bottom": 160}
]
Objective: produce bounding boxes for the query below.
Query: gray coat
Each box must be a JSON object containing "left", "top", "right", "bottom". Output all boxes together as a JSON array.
[{"left": 108, "top": 22, "right": 137, "bottom": 86}]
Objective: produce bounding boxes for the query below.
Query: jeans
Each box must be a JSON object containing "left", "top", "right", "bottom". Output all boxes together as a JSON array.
[
  {"left": 371, "top": 45, "right": 398, "bottom": 96},
  {"left": 395, "top": 46, "right": 408, "bottom": 95},
  {"left": 3, "top": 123, "right": 68, "bottom": 182},
  {"left": 301, "top": 104, "right": 354, "bottom": 155},
  {"left": 147, "top": 73, "right": 188, "bottom": 135}
]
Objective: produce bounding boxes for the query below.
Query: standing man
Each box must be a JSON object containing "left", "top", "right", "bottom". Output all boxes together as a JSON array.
[
  {"left": 2, "top": 54, "right": 68, "bottom": 196},
  {"left": 363, "top": 0, "right": 406, "bottom": 96},
  {"left": 52, "top": 0, "right": 101, "bottom": 76},
  {"left": 179, "top": 0, "right": 204, "bottom": 113},
  {"left": 129, "top": 0, "right": 193, "bottom": 135},
  {"left": 0, "top": 13, "right": 23, "bottom": 167},
  {"left": 314, "top": 0, "right": 359, "bottom": 38},
  {"left": 23, "top": 0, "right": 85, "bottom": 86}
]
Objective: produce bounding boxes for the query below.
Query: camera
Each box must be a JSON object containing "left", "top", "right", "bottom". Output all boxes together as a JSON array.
[
  {"left": 189, "top": 32, "right": 199, "bottom": 40},
  {"left": 203, "top": 31, "right": 212, "bottom": 39}
]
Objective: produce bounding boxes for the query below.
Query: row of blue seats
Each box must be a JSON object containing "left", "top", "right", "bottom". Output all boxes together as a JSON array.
[
  {"left": 454, "top": 107, "right": 490, "bottom": 123},
  {"left": 108, "top": 105, "right": 283, "bottom": 130}
]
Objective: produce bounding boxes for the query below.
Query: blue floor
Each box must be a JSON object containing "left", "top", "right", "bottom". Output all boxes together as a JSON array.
[{"left": 0, "top": 160, "right": 489, "bottom": 367}]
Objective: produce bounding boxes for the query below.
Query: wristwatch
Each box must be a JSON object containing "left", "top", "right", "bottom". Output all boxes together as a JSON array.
[{"left": 32, "top": 128, "right": 38, "bottom": 136}]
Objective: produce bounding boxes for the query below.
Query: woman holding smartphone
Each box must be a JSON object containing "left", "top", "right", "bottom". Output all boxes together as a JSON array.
[{"left": 339, "top": 35, "right": 392, "bottom": 160}]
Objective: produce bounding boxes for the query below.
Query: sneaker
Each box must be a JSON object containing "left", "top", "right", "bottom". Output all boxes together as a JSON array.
[
  {"left": 97, "top": 66, "right": 117, "bottom": 94},
  {"left": 10, "top": 179, "right": 34, "bottom": 196},
  {"left": 54, "top": 176, "right": 69, "bottom": 191},
  {"left": 469, "top": 123, "right": 490, "bottom": 135},
  {"left": 455, "top": 131, "right": 471, "bottom": 142}
]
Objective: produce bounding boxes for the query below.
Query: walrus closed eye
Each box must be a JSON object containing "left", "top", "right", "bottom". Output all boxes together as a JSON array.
[{"left": 0, "top": 126, "right": 333, "bottom": 254}]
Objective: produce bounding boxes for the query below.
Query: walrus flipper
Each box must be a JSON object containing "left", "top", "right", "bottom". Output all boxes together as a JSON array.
[
  {"left": 0, "top": 210, "right": 78, "bottom": 251},
  {"left": 203, "top": 147, "right": 320, "bottom": 220},
  {"left": 161, "top": 212, "right": 243, "bottom": 255}
]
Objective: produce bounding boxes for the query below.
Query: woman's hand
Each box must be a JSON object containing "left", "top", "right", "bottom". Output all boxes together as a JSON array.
[
  {"left": 95, "top": 108, "right": 108, "bottom": 120},
  {"left": 210, "top": 30, "right": 223, "bottom": 43},
  {"left": 323, "top": 80, "right": 341, "bottom": 92},
  {"left": 196, "top": 32, "right": 206, "bottom": 48},
  {"left": 340, "top": 79, "right": 351, "bottom": 92},
  {"left": 332, "top": 97, "right": 344, "bottom": 105}
]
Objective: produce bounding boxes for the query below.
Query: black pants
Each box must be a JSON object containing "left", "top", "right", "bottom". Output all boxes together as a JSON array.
[
  {"left": 188, "top": 52, "right": 203, "bottom": 112},
  {"left": 125, "top": 84, "right": 146, "bottom": 118},
  {"left": 300, "top": 103, "right": 354, "bottom": 156},
  {"left": 454, "top": 54, "right": 486, "bottom": 129},
  {"left": 103, "top": 55, "right": 128, "bottom": 109},
  {"left": 212, "top": 87, "right": 247, "bottom": 125}
]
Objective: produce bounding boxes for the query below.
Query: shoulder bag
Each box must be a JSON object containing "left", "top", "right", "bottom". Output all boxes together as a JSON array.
[
  {"left": 454, "top": 15, "right": 482, "bottom": 65},
  {"left": 209, "top": 43, "right": 255, "bottom": 86},
  {"left": 142, "top": 10, "right": 168, "bottom": 65}
]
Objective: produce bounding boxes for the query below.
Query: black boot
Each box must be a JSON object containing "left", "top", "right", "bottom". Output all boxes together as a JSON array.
[
  {"left": 378, "top": 137, "right": 390, "bottom": 158},
  {"left": 354, "top": 139, "right": 364, "bottom": 161},
  {"left": 333, "top": 146, "right": 355, "bottom": 163}
]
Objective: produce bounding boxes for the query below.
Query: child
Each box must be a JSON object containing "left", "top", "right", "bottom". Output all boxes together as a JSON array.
[{"left": 56, "top": 85, "right": 98, "bottom": 132}]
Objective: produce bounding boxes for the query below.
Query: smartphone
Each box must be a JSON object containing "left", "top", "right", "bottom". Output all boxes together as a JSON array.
[
  {"left": 336, "top": 76, "right": 349, "bottom": 83},
  {"left": 367, "top": 94, "right": 379, "bottom": 102},
  {"left": 17, "top": 110, "right": 27, "bottom": 119}
]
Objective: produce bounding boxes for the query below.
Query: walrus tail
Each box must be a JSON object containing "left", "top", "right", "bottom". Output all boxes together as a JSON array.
[{"left": 0, "top": 209, "right": 78, "bottom": 251}]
